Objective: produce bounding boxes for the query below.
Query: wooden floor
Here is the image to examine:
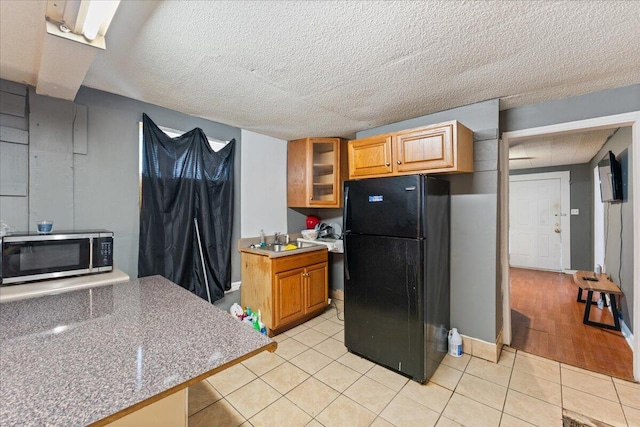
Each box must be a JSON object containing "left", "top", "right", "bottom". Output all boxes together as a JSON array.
[{"left": 510, "top": 267, "right": 633, "bottom": 380}]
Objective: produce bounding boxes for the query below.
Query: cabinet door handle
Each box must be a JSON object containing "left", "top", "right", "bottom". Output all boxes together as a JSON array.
[
  {"left": 397, "top": 160, "right": 402, "bottom": 165},
  {"left": 385, "top": 162, "right": 390, "bottom": 166},
  {"left": 309, "top": 197, "right": 313, "bottom": 201}
]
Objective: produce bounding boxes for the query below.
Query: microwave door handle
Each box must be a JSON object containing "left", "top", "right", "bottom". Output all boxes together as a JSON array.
[{"left": 89, "top": 237, "right": 93, "bottom": 270}]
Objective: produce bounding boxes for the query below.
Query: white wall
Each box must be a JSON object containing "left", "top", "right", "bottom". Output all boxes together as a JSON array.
[{"left": 240, "top": 130, "right": 288, "bottom": 238}]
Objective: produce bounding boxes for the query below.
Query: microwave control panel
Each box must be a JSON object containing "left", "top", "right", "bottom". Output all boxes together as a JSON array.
[{"left": 93, "top": 237, "right": 113, "bottom": 268}]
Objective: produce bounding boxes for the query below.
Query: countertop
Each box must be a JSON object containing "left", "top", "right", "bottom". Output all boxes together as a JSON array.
[
  {"left": 0, "top": 268, "right": 130, "bottom": 302},
  {"left": 239, "top": 242, "right": 327, "bottom": 258},
  {"left": 0, "top": 275, "right": 275, "bottom": 427}
]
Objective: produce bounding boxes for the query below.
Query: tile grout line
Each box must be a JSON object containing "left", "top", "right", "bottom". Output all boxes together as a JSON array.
[
  {"left": 559, "top": 356, "right": 564, "bottom": 425},
  {"left": 611, "top": 379, "right": 630, "bottom": 427},
  {"left": 270, "top": 321, "right": 370, "bottom": 426},
  {"left": 225, "top": 377, "right": 281, "bottom": 424},
  {"left": 497, "top": 348, "right": 517, "bottom": 427},
  {"left": 191, "top": 348, "right": 633, "bottom": 427}
]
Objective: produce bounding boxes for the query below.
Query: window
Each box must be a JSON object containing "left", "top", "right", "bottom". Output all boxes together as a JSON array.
[{"left": 138, "top": 121, "right": 229, "bottom": 205}]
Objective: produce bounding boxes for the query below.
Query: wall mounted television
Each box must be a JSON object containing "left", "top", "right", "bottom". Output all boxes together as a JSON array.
[{"left": 598, "top": 150, "right": 623, "bottom": 202}]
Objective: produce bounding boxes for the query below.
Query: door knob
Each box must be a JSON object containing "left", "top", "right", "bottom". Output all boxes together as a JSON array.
[
  {"left": 397, "top": 160, "right": 402, "bottom": 165},
  {"left": 554, "top": 228, "right": 561, "bottom": 233},
  {"left": 385, "top": 162, "right": 390, "bottom": 166}
]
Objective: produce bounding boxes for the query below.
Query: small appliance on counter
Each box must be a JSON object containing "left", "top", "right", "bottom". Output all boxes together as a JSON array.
[{"left": 1, "top": 230, "right": 114, "bottom": 285}]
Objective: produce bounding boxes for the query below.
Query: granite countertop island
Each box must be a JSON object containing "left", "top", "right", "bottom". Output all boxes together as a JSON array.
[{"left": 0, "top": 275, "right": 276, "bottom": 426}]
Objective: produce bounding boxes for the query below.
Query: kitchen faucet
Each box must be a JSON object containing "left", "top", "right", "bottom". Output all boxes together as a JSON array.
[{"left": 273, "top": 232, "right": 289, "bottom": 245}]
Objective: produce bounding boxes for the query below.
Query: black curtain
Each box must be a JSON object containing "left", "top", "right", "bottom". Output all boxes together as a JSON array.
[{"left": 138, "top": 114, "right": 235, "bottom": 303}]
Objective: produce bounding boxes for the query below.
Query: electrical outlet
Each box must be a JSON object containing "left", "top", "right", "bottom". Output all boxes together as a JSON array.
[{"left": 570, "top": 209, "right": 579, "bottom": 215}]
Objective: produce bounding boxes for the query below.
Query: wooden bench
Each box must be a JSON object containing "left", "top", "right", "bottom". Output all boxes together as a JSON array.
[{"left": 573, "top": 271, "right": 623, "bottom": 331}]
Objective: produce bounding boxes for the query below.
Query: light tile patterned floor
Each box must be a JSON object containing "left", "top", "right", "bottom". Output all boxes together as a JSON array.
[{"left": 189, "top": 304, "right": 640, "bottom": 427}]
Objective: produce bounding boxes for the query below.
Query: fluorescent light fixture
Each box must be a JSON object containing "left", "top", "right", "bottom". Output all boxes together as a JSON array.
[
  {"left": 46, "top": 0, "right": 121, "bottom": 45},
  {"left": 76, "top": 0, "right": 120, "bottom": 41}
]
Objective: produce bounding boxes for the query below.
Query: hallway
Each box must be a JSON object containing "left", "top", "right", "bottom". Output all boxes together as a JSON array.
[{"left": 509, "top": 267, "right": 633, "bottom": 380}]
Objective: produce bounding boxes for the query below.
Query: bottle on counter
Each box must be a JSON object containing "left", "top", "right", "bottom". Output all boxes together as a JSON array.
[{"left": 259, "top": 229, "right": 266, "bottom": 247}]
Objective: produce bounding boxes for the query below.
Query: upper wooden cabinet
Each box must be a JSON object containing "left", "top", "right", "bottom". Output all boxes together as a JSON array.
[
  {"left": 348, "top": 121, "right": 473, "bottom": 179},
  {"left": 288, "top": 137, "right": 348, "bottom": 208},
  {"left": 348, "top": 135, "right": 393, "bottom": 178}
]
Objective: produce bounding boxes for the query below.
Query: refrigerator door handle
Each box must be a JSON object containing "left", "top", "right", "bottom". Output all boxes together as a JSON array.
[
  {"left": 343, "top": 185, "right": 350, "bottom": 281},
  {"left": 344, "top": 235, "right": 350, "bottom": 281},
  {"left": 343, "top": 185, "right": 350, "bottom": 233}
]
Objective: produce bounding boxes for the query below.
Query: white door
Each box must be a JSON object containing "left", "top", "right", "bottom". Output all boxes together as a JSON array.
[{"left": 509, "top": 177, "right": 563, "bottom": 271}]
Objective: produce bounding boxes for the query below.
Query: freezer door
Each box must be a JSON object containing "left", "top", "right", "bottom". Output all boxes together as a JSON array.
[
  {"left": 344, "top": 233, "right": 425, "bottom": 381},
  {"left": 344, "top": 175, "right": 422, "bottom": 238}
]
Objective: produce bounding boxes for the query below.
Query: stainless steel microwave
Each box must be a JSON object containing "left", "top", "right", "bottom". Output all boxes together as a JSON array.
[{"left": 0, "top": 230, "right": 114, "bottom": 285}]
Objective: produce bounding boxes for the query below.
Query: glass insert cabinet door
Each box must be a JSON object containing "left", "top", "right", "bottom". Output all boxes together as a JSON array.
[{"left": 309, "top": 139, "right": 340, "bottom": 206}]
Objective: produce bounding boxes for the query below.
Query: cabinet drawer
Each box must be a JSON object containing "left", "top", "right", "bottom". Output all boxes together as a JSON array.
[{"left": 272, "top": 250, "right": 328, "bottom": 273}]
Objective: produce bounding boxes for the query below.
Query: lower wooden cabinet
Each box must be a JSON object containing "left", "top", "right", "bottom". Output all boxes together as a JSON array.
[
  {"left": 274, "top": 268, "right": 305, "bottom": 328},
  {"left": 305, "top": 263, "right": 329, "bottom": 313},
  {"left": 241, "top": 249, "right": 328, "bottom": 335}
]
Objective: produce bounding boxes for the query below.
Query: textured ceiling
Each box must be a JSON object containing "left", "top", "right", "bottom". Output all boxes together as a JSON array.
[
  {"left": 1, "top": 1, "right": 639, "bottom": 142},
  {"left": 508, "top": 128, "right": 618, "bottom": 170}
]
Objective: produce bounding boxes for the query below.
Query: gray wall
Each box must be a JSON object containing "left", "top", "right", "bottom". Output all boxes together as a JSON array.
[
  {"left": 16, "top": 84, "right": 242, "bottom": 287},
  {"left": 589, "top": 127, "right": 634, "bottom": 331},
  {"left": 0, "top": 81, "right": 29, "bottom": 232},
  {"left": 287, "top": 207, "right": 345, "bottom": 293},
  {"left": 357, "top": 99, "right": 501, "bottom": 343},
  {"left": 510, "top": 163, "right": 593, "bottom": 270},
  {"left": 501, "top": 84, "right": 640, "bottom": 132}
]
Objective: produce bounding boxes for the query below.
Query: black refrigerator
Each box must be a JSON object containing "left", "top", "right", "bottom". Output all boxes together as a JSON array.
[{"left": 343, "top": 174, "right": 450, "bottom": 383}]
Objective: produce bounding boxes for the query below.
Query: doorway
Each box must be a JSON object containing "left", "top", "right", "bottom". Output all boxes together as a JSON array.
[{"left": 501, "top": 112, "right": 640, "bottom": 381}]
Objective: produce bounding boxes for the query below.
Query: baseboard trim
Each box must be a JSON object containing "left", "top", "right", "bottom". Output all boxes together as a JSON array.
[
  {"left": 330, "top": 289, "right": 344, "bottom": 301},
  {"left": 461, "top": 328, "right": 504, "bottom": 363},
  {"left": 620, "top": 319, "right": 634, "bottom": 350},
  {"left": 226, "top": 281, "right": 241, "bottom": 293}
]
